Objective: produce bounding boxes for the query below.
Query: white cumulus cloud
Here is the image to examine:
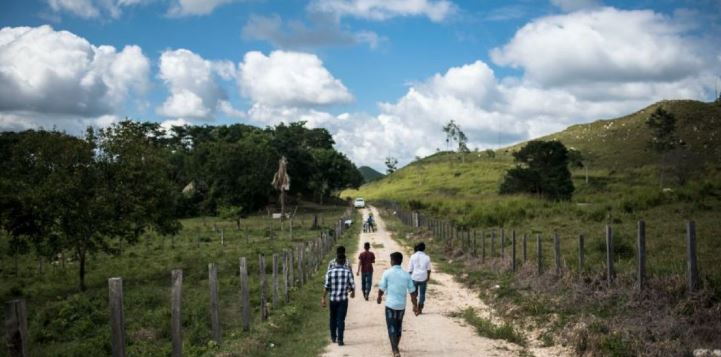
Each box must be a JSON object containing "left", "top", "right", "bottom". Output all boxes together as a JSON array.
[
  {"left": 237, "top": 50, "right": 353, "bottom": 108},
  {"left": 157, "top": 49, "right": 240, "bottom": 120},
  {"left": 308, "top": 0, "right": 457, "bottom": 22},
  {"left": 490, "top": 7, "right": 707, "bottom": 87},
  {"left": 0, "top": 25, "right": 150, "bottom": 120}
]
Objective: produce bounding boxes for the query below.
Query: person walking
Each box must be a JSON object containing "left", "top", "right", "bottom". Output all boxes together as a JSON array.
[
  {"left": 377, "top": 252, "right": 418, "bottom": 357},
  {"left": 408, "top": 242, "right": 432, "bottom": 314},
  {"left": 322, "top": 254, "right": 355, "bottom": 345},
  {"left": 328, "top": 245, "right": 352, "bottom": 271},
  {"left": 356, "top": 242, "right": 376, "bottom": 300}
]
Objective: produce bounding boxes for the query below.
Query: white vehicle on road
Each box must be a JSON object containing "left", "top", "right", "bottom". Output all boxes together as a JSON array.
[{"left": 354, "top": 197, "right": 366, "bottom": 208}]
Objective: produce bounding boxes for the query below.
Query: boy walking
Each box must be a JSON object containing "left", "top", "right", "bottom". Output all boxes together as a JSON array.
[
  {"left": 377, "top": 252, "right": 418, "bottom": 357},
  {"left": 356, "top": 242, "right": 376, "bottom": 300},
  {"left": 322, "top": 254, "right": 355, "bottom": 345},
  {"left": 328, "top": 246, "right": 352, "bottom": 271},
  {"left": 408, "top": 242, "right": 432, "bottom": 314}
]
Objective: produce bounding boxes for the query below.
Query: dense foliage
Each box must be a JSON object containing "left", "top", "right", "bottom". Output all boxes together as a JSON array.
[
  {"left": 499, "top": 140, "right": 574, "bottom": 200},
  {"left": 167, "top": 121, "right": 363, "bottom": 215},
  {"left": 0, "top": 120, "right": 362, "bottom": 290},
  {"left": 0, "top": 122, "right": 180, "bottom": 290}
]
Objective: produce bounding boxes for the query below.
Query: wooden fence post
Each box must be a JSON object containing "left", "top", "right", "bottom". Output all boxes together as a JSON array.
[
  {"left": 298, "top": 246, "right": 304, "bottom": 287},
  {"left": 500, "top": 228, "right": 505, "bottom": 259},
  {"left": 472, "top": 230, "right": 477, "bottom": 257},
  {"left": 606, "top": 225, "right": 614, "bottom": 285},
  {"left": 209, "top": 263, "right": 221, "bottom": 343},
  {"left": 108, "top": 278, "right": 126, "bottom": 357},
  {"left": 272, "top": 254, "right": 279, "bottom": 309},
  {"left": 491, "top": 230, "right": 496, "bottom": 257},
  {"left": 171, "top": 269, "right": 183, "bottom": 357},
  {"left": 288, "top": 249, "right": 294, "bottom": 288},
  {"left": 259, "top": 255, "right": 268, "bottom": 320},
  {"left": 511, "top": 230, "right": 517, "bottom": 272},
  {"left": 637, "top": 221, "right": 646, "bottom": 291},
  {"left": 686, "top": 220, "right": 699, "bottom": 292},
  {"left": 578, "top": 235, "right": 585, "bottom": 275},
  {"left": 481, "top": 230, "right": 485, "bottom": 263},
  {"left": 523, "top": 234, "right": 528, "bottom": 263},
  {"left": 5, "top": 299, "right": 29, "bottom": 357},
  {"left": 283, "top": 251, "right": 289, "bottom": 303},
  {"left": 239, "top": 257, "right": 250, "bottom": 331},
  {"left": 536, "top": 233, "right": 543, "bottom": 276},
  {"left": 554, "top": 232, "right": 561, "bottom": 276}
]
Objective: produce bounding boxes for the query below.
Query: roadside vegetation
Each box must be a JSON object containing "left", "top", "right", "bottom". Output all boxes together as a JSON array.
[
  {"left": 0, "top": 205, "right": 357, "bottom": 356},
  {"left": 348, "top": 100, "right": 721, "bottom": 355}
]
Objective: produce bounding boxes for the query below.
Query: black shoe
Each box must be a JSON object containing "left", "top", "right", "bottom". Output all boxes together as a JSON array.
[
  {"left": 338, "top": 340, "right": 344, "bottom": 346},
  {"left": 331, "top": 337, "right": 336, "bottom": 343}
]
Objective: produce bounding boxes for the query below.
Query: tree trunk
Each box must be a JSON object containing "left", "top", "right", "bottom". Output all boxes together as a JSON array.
[{"left": 280, "top": 191, "right": 286, "bottom": 221}]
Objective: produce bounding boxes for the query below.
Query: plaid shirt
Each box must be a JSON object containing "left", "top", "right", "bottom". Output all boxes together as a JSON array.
[{"left": 324, "top": 265, "right": 355, "bottom": 302}]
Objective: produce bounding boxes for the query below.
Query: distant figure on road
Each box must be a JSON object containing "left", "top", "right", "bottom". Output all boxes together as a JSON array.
[
  {"left": 328, "top": 246, "right": 352, "bottom": 271},
  {"left": 322, "top": 254, "right": 356, "bottom": 346},
  {"left": 408, "top": 242, "right": 432, "bottom": 314},
  {"left": 377, "top": 251, "right": 419, "bottom": 357},
  {"left": 356, "top": 242, "right": 376, "bottom": 300},
  {"left": 363, "top": 212, "right": 376, "bottom": 233}
]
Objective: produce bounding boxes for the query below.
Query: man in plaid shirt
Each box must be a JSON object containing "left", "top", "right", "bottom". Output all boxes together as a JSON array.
[{"left": 321, "top": 254, "right": 356, "bottom": 345}]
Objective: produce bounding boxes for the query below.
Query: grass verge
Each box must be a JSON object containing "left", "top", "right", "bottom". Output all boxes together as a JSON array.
[{"left": 450, "top": 308, "right": 526, "bottom": 346}]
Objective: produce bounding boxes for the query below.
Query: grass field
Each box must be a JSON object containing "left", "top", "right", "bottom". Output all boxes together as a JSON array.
[{"left": 0, "top": 205, "right": 359, "bottom": 356}]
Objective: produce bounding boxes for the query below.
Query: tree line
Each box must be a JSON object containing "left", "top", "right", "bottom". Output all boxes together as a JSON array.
[{"left": 0, "top": 120, "right": 362, "bottom": 290}]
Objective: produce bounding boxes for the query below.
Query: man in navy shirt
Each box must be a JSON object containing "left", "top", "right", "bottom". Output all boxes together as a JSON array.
[{"left": 322, "top": 254, "right": 355, "bottom": 345}]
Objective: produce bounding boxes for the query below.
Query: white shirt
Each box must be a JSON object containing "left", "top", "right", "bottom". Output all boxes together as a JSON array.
[{"left": 408, "top": 251, "right": 432, "bottom": 282}]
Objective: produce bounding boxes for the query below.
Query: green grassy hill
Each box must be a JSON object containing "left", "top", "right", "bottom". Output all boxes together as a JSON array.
[
  {"left": 344, "top": 100, "right": 721, "bottom": 355},
  {"left": 344, "top": 99, "right": 721, "bottom": 278},
  {"left": 358, "top": 165, "right": 385, "bottom": 183}
]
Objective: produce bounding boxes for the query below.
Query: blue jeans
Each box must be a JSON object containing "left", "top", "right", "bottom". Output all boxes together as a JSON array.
[
  {"left": 385, "top": 307, "right": 405, "bottom": 337},
  {"left": 329, "top": 300, "right": 348, "bottom": 341},
  {"left": 361, "top": 272, "right": 373, "bottom": 296},
  {"left": 414, "top": 280, "right": 427, "bottom": 305}
]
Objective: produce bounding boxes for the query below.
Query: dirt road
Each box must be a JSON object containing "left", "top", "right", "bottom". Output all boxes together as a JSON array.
[{"left": 321, "top": 206, "right": 568, "bottom": 357}]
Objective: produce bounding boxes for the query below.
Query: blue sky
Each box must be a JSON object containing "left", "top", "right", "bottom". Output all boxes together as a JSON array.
[{"left": 1, "top": 0, "right": 720, "bottom": 170}]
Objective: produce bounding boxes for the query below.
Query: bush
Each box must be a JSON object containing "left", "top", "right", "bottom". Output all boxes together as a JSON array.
[{"left": 499, "top": 141, "right": 574, "bottom": 200}]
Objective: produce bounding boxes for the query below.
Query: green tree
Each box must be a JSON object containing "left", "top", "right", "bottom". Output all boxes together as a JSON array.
[
  {"left": 645, "top": 107, "right": 679, "bottom": 186},
  {"left": 567, "top": 148, "right": 589, "bottom": 184},
  {"left": 442, "top": 120, "right": 470, "bottom": 163},
  {"left": 310, "top": 148, "right": 362, "bottom": 204},
  {"left": 0, "top": 122, "right": 180, "bottom": 291},
  {"left": 499, "top": 140, "right": 574, "bottom": 200},
  {"left": 385, "top": 157, "right": 398, "bottom": 174}
]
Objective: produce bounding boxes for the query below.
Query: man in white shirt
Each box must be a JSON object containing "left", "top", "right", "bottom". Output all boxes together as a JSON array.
[{"left": 408, "top": 242, "right": 432, "bottom": 314}]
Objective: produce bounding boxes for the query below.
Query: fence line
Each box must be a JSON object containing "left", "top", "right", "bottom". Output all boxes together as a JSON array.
[
  {"left": 387, "top": 204, "right": 704, "bottom": 297},
  {"left": 4, "top": 212, "right": 354, "bottom": 356}
]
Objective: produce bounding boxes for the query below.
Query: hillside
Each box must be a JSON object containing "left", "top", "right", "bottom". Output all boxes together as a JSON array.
[
  {"left": 345, "top": 100, "right": 721, "bottom": 204},
  {"left": 358, "top": 165, "right": 385, "bottom": 183},
  {"left": 343, "top": 99, "right": 721, "bottom": 355}
]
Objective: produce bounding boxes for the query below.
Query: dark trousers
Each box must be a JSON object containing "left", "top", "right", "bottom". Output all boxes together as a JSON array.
[
  {"left": 413, "top": 280, "right": 427, "bottom": 305},
  {"left": 361, "top": 272, "right": 373, "bottom": 295},
  {"left": 385, "top": 307, "right": 405, "bottom": 337},
  {"left": 329, "top": 300, "right": 349, "bottom": 341}
]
